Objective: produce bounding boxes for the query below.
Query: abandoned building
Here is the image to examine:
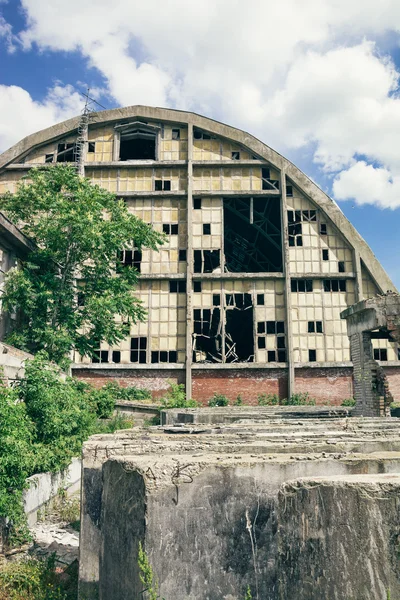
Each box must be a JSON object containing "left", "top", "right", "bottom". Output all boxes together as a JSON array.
[{"left": 0, "top": 105, "right": 398, "bottom": 403}]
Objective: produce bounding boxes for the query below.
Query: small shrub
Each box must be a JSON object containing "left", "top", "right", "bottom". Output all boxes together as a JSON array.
[
  {"left": 244, "top": 585, "right": 253, "bottom": 600},
  {"left": 93, "top": 412, "right": 135, "bottom": 434},
  {"left": 281, "top": 392, "right": 316, "bottom": 406},
  {"left": 257, "top": 393, "right": 279, "bottom": 406},
  {"left": 138, "top": 542, "right": 159, "bottom": 600},
  {"left": 341, "top": 398, "right": 356, "bottom": 407},
  {"left": 208, "top": 393, "right": 229, "bottom": 407},
  {"left": 0, "top": 554, "right": 69, "bottom": 600},
  {"left": 102, "top": 381, "right": 152, "bottom": 402},
  {"left": 234, "top": 394, "right": 244, "bottom": 406},
  {"left": 160, "top": 383, "right": 199, "bottom": 409}
]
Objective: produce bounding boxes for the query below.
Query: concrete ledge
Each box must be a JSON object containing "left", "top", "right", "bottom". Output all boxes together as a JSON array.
[{"left": 23, "top": 458, "right": 81, "bottom": 526}]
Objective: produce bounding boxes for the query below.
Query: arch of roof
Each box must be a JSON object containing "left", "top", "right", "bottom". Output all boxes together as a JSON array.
[{"left": 0, "top": 105, "right": 395, "bottom": 293}]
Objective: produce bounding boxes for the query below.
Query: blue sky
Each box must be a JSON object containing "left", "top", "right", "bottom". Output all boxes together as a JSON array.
[{"left": 1, "top": 0, "right": 400, "bottom": 288}]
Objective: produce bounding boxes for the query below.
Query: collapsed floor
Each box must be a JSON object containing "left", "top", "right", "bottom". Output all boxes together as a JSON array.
[{"left": 79, "top": 408, "right": 400, "bottom": 600}]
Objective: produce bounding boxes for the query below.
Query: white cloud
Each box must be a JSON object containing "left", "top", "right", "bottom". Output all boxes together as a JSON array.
[
  {"left": 333, "top": 162, "right": 400, "bottom": 209},
  {"left": 0, "top": 15, "right": 16, "bottom": 52},
  {"left": 2, "top": 0, "right": 400, "bottom": 207},
  {"left": 0, "top": 84, "right": 84, "bottom": 152}
]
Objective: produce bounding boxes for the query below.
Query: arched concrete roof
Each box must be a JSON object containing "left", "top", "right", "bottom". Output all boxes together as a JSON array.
[{"left": 0, "top": 105, "right": 395, "bottom": 293}]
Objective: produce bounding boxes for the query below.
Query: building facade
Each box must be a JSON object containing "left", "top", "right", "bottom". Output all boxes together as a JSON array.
[{"left": 0, "top": 106, "right": 398, "bottom": 403}]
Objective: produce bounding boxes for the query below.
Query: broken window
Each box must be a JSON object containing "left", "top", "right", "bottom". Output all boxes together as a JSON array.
[
  {"left": 169, "top": 281, "right": 186, "bottom": 293},
  {"left": 163, "top": 223, "right": 179, "bottom": 235},
  {"left": 179, "top": 249, "right": 187, "bottom": 261},
  {"left": 193, "top": 250, "right": 220, "bottom": 273},
  {"left": 172, "top": 128, "right": 180, "bottom": 140},
  {"left": 45, "top": 154, "right": 54, "bottom": 163},
  {"left": 223, "top": 197, "right": 282, "bottom": 272},
  {"left": 256, "top": 294, "right": 265, "bottom": 305},
  {"left": 261, "top": 167, "right": 280, "bottom": 191},
  {"left": 193, "top": 129, "right": 213, "bottom": 140},
  {"left": 193, "top": 308, "right": 222, "bottom": 363},
  {"left": 257, "top": 320, "right": 285, "bottom": 361},
  {"left": 225, "top": 293, "right": 254, "bottom": 363},
  {"left": 112, "top": 351, "right": 121, "bottom": 363},
  {"left": 231, "top": 151, "right": 240, "bottom": 160},
  {"left": 323, "top": 279, "right": 346, "bottom": 292},
  {"left": 193, "top": 198, "right": 202, "bottom": 209},
  {"left": 57, "top": 143, "right": 76, "bottom": 162},
  {"left": 286, "top": 185, "right": 293, "bottom": 197},
  {"left": 291, "top": 279, "right": 313, "bottom": 292},
  {"left": 308, "top": 321, "right": 323, "bottom": 333},
  {"left": 193, "top": 281, "right": 202, "bottom": 292},
  {"left": 120, "top": 129, "right": 156, "bottom": 160},
  {"left": 338, "top": 261, "right": 345, "bottom": 273},
  {"left": 203, "top": 223, "right": 211, "bottom": 235},
  {"left": 92, "top": 350, "right": 109, "bottom": 363},
  {"left": 308, "top": 349, "right": 317, "bottom": 362},
  {"left": 131, "top": 337, "right": 147, "bottom": 363},
  {"left": 88, "top": 142, "right": 96, "bottom": 153},
  {"left": 151, "top": 350, "right": 177, "bottom": 363},
  {"left": 374, "top": 348, "right": 388, "bottom": 361},
  {"left": 117, "top": 249, "right": 142, "bottom": 272},
  {"left": 155, "top": 180, "right": 171, "bottom": 191},
  {"left": 322, "top": 249, "right": 329, "bottom": 261},
  {"left": 320, "top": 223, "right": 327, "bottom": 235}
]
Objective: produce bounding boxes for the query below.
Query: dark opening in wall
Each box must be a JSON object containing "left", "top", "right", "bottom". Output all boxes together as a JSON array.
[
  {"left": 88, "top": 142, "right": 96, "bottom": 153},
  {"left": 257, "top": 294, "right": 265, "bottom": 305},
  {"left": 223, "top": 197, "right": 282, "bottom": 272},
  {"left": 320, "top": 223, "right": 327, "bottom": 235},
  {"left": 286, "top": 185, "right": 293, "bottom": 197},
  {"left": 179, "top": 249, "right": 187, "bottom": 261},
  {"left": 117, "top": 249, "right": 142, "bottom": 272},
  {"left": 163, "top": 223, "right": 179, "bottom": 234},
  {"left": 374, "top": 348, "right": 388, "bottom": 361},
  {"left": 225, "top": 293, "right": 254, "bottom": 362},
  {"left": 172, "top": 129, "right": 180, "bottom": 140},
  {"left": 57, "top": 143, "right": 76, "bottom": 162},
  {"left": 92, "top": 350, "right": 109, "bottom": 363},
  {"left": 291, "top": 279, "right": 313, "bottom": 292},
  {"left": 322, "top": 249, "right": 329, "bottom": 261},
  {"left": 131, "top": 337, "right": 147, "bottom": 363},
  {"left": 203, "top": 223, "right": 211, "bottom": 235},
  {"left": 151, "top": 350, "right": 177, "bottom": 363},
  {"left": 193, "top": 250, "right": 220, "bottom": 273},
  {"left": 231, "top": 151, "right": 240, "bottom": 160},
  {"left": 309, "top": 349, "right": 317, "bottom": 362},
  {"left": 45, "top": 154, "right": 54, "bottom": 163},
  {"left": 338, "top": 261, "right": 345, "bottom": 272},
  {"left": 323, "top": 279, "right": 346, "bottom": 292},
  {"left": 193, "top": 308, "right": 222, "bottom": 363},
  {"left": 261, "top": 168, "right": 280, "bottom": 191},
  {"left": 112, "top": 351, "right": 121, "bottom": 363},
  {"left": 308, "top": 321, "right": 323, "bottom": 333},
  {"left": 155, "top": 180, "right": 171, "bottom": 191},
  {"left": 193, "top": 281, "right": 202, "bottom": 292},
  {"left": 120, "top": 130, "right": 156, "bottom": 160},
  {"left": 193, "top": 198, "right": 202, "bottom": 209},
  {"left": 169, "top": 281, "right": 186, "bottom": 293}
]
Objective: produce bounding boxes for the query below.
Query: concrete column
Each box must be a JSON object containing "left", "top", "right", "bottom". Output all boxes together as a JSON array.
[
  {"left": 351, "top": 330, "right": 380, "bottom": 416},
  {"left": 185, "top": 123, "right": 194, "bottom": 399},
  {"left": 280, "top": 169, "right": 295, "bottom": 398}
]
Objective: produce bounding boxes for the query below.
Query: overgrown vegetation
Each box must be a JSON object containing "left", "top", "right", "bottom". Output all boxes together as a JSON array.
[
  {"left": 159, "top": 383, "right": 199, "bottom": 409},
  {"left": 341, "top": 398, "right": 356, "bottom": 407},
  {"left": 257, "top": 393, "right": 279, "bottom": 406},
  {"left": 1, "top": 165, "right": 163, "bottom": 368},
  {"left": 138, "top": 542, "right": 160, "bottom": 600},
  {"left": 0, "top": 555, "right": 78, "bottom": 600},
  {"left": 0, "top": 354, "right": 139, "bottom": 544},
  {"left": 208, "top": 393, "right": 230, "bottom": 407},
  {"left": 281, "top": 392, "right": 316, "bottom": 406}
]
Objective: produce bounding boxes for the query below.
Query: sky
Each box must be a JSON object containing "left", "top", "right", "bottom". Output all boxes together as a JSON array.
[{"left": 0, "top": 0, "right": 400, "bottom": 287}]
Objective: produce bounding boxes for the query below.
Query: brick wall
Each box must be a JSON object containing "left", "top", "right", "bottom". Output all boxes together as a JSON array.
[
  {"left": 72, "top": 368, "right": 184, "bottom": 398},
  {"left": 294, "top": 367, "right": 354, "bottom": 405},
  {"left": 192, "top": 369, "right": 288, "bottom": 405},
  {"left": 384, "top": 367, "right": 400, "bottom": 402}
]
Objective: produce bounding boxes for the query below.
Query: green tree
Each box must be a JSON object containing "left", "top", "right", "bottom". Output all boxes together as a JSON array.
[{"left": 0, "top": 165, "right": 164, "bottom": 367}]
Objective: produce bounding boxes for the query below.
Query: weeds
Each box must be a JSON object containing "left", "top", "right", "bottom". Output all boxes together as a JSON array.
[
  {"left": 160, "top": 383, "right": 199, "bottom": 409},
  {"left": 138, "top": 542, "right": 159, "bottom": 600},
  {"left": 208, "top": 393, "right": 229, "bottom": 407},
  {"left": 341, "top": 398, "right": 356, "bottom": 407},
  {"left": 257, "top": 393, "right": 279, "bottom": 406}
]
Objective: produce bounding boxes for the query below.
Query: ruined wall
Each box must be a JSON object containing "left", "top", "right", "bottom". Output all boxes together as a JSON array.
[
  {"left": 277, "top": 475, "right": 400, "bottom": 600},
  {"left": 72, "top": 367, "right": 184, "bottom": 396}
]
